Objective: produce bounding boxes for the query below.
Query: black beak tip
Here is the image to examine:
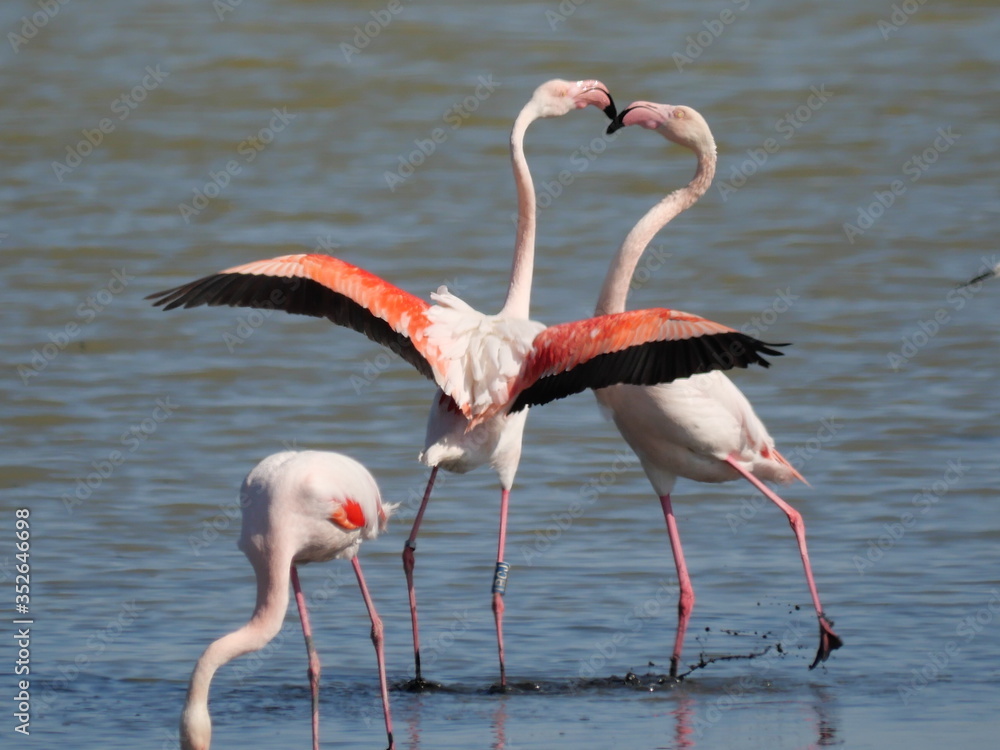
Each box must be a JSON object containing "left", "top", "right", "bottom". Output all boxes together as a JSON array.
[
  {"left": 602, "top": 102, "right": 618, "bottom": 121},
  {"left": 606, "top": 103, "right": 636, "bottom": 135}
]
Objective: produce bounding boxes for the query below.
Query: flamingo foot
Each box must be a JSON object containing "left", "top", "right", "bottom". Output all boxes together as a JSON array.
[
  {"left": 398, "top": 675, "right": 443, "bottom": 692},
  {"left": 808, "top": 615, "right": 843, "bottom": 669},
  {"left": 669, "top": 655, "right": 680, "bottom": 679}
]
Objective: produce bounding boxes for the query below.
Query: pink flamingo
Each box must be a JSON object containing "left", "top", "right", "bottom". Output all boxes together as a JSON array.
[
  {"left": 406, "top": 78, "right": 616, "bottom": 688},
  {"left": 596, "top": 101, "right": 842, "bottom": 677},
  {"left": 179, "top": 451, "right": 396, "bottom": 750}
]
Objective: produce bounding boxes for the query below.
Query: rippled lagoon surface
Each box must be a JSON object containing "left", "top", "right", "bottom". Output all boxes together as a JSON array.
[{"left": 3, "top": 0, "right": 1000, "bottom": 747}]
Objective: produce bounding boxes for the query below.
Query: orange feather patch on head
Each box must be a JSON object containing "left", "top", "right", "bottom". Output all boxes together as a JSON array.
[{"left": 330, "top": 498, "right": 367, "bottom": 530}]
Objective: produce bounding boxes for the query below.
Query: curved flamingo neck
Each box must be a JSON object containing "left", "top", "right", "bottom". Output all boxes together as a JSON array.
[
  {"left": 595, "top": 146, "right": 717, "bottom": 316},
  {"left": 500, "top": 105, "right": 540, "bottom": 319},
  {"left": 180, "top": 553, "right": 292, "bottom": 749}
]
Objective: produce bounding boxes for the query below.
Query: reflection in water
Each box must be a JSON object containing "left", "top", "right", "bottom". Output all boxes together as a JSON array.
[
  {"left": 402, "top": 692, "right": 425, "bottom": 750},
  {"left": 492, "top": 694, "right": 508, "bottom": 750},
  {"left": 391, "top": 678, "right": 842, "bottom": 749},
  {"left": 671, "top": 696, "right": 696, "bottom": 749},
  {"left": 809, "top": 689, "right": 842, "bottom": 748}
]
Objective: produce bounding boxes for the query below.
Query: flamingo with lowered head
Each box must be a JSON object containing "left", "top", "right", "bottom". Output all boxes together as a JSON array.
[
  {"left": 149, "top": 84, "right": 785, "bottom": 687},
  {"left": 595, "top": 101, "right": 842, "bottom": 677},
  {"left": 179, "top": 451, "right": 396, "bottom": 750}
]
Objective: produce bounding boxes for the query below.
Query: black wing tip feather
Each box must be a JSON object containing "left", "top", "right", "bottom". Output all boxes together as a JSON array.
[
  {"left": 145, "top": 271, "right": 437, "bottom": 382},
  {"left": 146, "top": 274, "right": 227, "bottom": 310},
  {"left": 510, "top": 332, "right": 790, "bottom": 414}
]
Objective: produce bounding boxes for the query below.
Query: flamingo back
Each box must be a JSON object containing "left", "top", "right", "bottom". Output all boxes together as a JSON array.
[
  {"left": 238, "top": 451, "right": 396, "bottom": 566},
  {"left": 424, "top": 287, "right": 545, "bottom": 418}
]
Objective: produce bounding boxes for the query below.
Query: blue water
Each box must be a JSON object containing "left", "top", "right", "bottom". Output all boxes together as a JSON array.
[{"left": 3, "top": 0, "right": 1000, "bottom": 747}]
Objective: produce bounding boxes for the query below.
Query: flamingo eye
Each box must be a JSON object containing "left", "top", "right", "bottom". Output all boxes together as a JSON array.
[{"left": 674, "top": 108, "right": 687, "bottom": 119}]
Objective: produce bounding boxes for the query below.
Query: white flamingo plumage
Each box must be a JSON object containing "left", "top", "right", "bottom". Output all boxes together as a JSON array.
[
  {"left": 179, "top": 451, "right": 396, "bottom": 750},
  {"left": 595, "top": 101, "right": 842, "bottom": 677}
]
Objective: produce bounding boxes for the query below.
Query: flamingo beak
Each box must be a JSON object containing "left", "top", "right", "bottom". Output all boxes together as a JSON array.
[
  {"left": 595, "top": 86, "right": 618, "bottom": 120},
  {"left": 577, "top": 83, "right": 617, "bottom": 121},
  {"left": 606, "top": 105, "right": 634, "bottom": 135},
  {"left": 606, "top": 103, "right": 663, "bottom": 135}
]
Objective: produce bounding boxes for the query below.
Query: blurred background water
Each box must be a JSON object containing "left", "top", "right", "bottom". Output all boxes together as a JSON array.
[{"left": 2, "top": 0, "right": 999, "bottom": 747}]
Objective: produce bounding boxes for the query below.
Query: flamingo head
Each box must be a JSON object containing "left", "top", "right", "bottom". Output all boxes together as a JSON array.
[
  {"left": 529, "top": 78, "right": 617, "bottom": 120},
  {"left": 607, "top": 101, "right": 716, "bottom": 155}
]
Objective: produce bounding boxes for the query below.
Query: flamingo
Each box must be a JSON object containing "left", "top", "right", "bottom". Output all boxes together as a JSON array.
[
  {"left": 179, "top": 450, "right": 396, "bottom": 750},
  {"left": 595, "top": 101, "right": 842, "bottom": 677},
  {"left": 405, "top": 78, "right": 617, "bottom": 688},
  {"left": 148, "top": 85, "right": 785, "bottom": 687}
]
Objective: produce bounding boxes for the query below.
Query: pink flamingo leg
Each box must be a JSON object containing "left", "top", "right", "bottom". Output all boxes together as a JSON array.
[
  {"left": 352, "top": 557, "right": 395, "bottom": 750},
  {"left": 492, "top": 488, "right": 511, "bottom": 689},
  {"left": 724, "top": 455, "right": 843, "bottom": 667},
  {"left": 402, "top": 466, "right": 437, "bottom": 683},
  {"left": 291, "top": 565, "right": 321, "bottom": 750},
  {"left": 659, "top": 494, "right": 695, "bottom": 678}
]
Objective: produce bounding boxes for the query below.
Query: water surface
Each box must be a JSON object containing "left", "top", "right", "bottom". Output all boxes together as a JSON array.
[{"left": 3, "top": 0, "right": 1000, "bottom": 747}]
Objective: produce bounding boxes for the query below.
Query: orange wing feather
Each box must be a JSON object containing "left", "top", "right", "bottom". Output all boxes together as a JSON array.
[
  {"left": 475, "top": 308, "right": 783, "bottom": 424},
  {"left": 148, "top": 253, "right": 448, "bottom": 383},
  {"left": 218, "top": 254, "right": 437, "bottom": 352}
]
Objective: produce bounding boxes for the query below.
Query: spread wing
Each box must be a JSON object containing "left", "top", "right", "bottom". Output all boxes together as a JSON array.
[
  {"left": 502, "top": 308, "right": 785, "bottom": 416},
  {"left": 147, "top": 254, "right": 441, "bottom": 380}
]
